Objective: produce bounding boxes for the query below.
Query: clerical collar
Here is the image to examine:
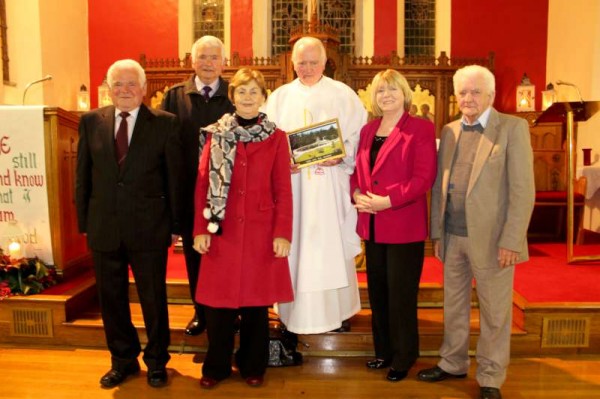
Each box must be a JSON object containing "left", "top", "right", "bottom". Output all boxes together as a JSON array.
[
  {"left": 461, "top": 106, "right": 491, "bottom": 129},
  {"left": 195, "top": 76, "right": 220, "bottom": 96}
]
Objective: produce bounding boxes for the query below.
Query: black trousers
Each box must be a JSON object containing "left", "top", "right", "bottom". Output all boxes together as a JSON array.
[
  {"left": 92, "top": 245, "right": 170, "bottom": 372},
  {"left": 203, "top": 306, "right": 269, "bottom": 380},
  {"left": 365, "top": 240, "right": 424, "bottom": 371},
  {"left": 181, "top": 231, "right": 205, "bottom": 322}
]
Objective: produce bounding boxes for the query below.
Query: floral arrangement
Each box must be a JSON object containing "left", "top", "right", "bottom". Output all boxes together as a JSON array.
[{"left": 0, "top": 249, "right": 58, "bottom": 299}]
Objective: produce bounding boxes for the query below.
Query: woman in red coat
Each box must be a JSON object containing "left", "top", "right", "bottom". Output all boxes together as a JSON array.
[
  {"left": 193, "top": 68, "right": 293, "bottom": 388},
  {"left": 350, "top": 69, "right": 437, "bottom": 382}
]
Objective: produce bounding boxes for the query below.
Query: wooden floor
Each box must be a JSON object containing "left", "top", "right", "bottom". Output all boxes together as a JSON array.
[{"left": 1, "top": 346, "right": 599, "bottom": 398}]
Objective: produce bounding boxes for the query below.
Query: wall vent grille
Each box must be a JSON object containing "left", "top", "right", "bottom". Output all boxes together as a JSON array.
[
  {"left": 10, "top": 308, "right": 53, "bottom": 338},
  {"left": 541, "top": 316, "right": 590, "bottom": 348}
]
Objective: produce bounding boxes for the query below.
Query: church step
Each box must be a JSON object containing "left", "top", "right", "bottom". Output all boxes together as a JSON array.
[
  {"left": 60, "top": 303, "right": 524, "bottom": 356},
  {"left": 128, "top": 279, "right": 479, "bottom": 309}
]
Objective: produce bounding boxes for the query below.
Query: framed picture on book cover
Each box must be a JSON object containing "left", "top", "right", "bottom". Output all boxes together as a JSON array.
[{"left": 287, "top": 118, "right": 345, "bottom": 168}]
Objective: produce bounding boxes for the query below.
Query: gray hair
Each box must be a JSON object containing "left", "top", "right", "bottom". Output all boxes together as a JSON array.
[
  {"left": 291, "top": 36, "right": 327, "bottom": 66},
  {"left": 453, "top": 65, "right": 495, "bottom": 95},
  {"left": 192, "top": 35, "right": 226, "bottom": 63},
  {"left": 106, "top": 59, "right": 146, "bottom": 87}
]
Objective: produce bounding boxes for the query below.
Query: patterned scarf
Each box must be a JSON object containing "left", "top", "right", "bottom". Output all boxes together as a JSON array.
[{"left": 201, "top": 112, "right": 277, "bottom": 234}]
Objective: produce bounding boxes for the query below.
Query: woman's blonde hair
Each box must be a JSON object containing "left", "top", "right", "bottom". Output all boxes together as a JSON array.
[
  {"left": 228, "top": 68, "right": 268, "bottom": 102},
  {"left": 370, "top": 69, "right": 413, "bottom": 117}
]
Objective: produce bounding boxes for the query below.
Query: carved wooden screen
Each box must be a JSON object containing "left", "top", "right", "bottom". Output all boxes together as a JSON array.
[{"left": 139, "top": 50, "right": 494, "bottom": 136}]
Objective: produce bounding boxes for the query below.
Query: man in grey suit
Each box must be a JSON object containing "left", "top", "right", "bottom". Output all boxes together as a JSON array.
[
  {"left": 417, "top": 65, "right": 535, "bottom": 399},
  {"left": 76, "top": 59, "right": 183, "bottom": 389}
]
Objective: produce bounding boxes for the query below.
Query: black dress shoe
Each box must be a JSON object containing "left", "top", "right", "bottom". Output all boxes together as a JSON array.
[
  {"left": 480, "top": 387, "right": 502, "bottom": 399},
  {"left": 331, "top": 319, "right": 351, "bottom": 333},
  {"left": 185, "top": 317, "right": 206, "bottom": 336},
  {"left": 147, "top": 369, "right": 168, "bottom": 388},
  {"left": 417, "top": 366, "right": 467, "bottom": 382},
  {"left": 99, "top": 363, "right": 140, "bottom": 388},
  {"left": 386, "top": 369, "right": 408, "bottom": 382},
  {"left": 366, "top": 359, "right": 391, "bottom": 369}
]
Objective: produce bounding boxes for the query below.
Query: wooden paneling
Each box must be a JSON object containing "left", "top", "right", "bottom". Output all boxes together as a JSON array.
[{"left": 43, "top": 108, "right": 91, "bottom": 278}]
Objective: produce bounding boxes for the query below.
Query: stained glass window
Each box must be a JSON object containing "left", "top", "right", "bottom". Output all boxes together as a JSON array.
[
  {"left": 318, "top": 0, "right": 355, "bottom": 54},
  {"left": 193, "top": 0, "right": 225, "bottom": 42},
  {"left": 272, "top": 0, "right": 306, "bottom": 55},
  {"left": 404, "top": 0, "right": 435, "bottom": 57}
]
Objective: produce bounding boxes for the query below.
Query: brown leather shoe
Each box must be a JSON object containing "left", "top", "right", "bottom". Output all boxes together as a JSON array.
[
  {"left": 417, "top": 366, "right": 467, "bottom": 382},
  {"left": 480, "top": 387, "right": 502, "bottom": 399},
  {"left": 99, "top": 362, "right": 140, "bottom": 388},
  {"left": 245, "top": 376, "right": 264, "bottom": 387},
  {"left": 199, "top": 376, "right": 219, "bottom": 389}
]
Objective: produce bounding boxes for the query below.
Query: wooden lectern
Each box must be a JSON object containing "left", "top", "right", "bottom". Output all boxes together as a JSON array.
[{"left": 535, "top": 101, "right": 600, "bottom": 263}]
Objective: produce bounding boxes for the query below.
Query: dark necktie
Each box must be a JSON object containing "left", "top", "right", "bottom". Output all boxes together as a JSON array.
[
  {"left": 462, "top": 123, "right": 484, "bottom": 133},
  {"left": 115, "top": 111, "right": 130, "bottom": 168},
  {"left": 202, "top": 85, "right": 212, "bottom": 102}
]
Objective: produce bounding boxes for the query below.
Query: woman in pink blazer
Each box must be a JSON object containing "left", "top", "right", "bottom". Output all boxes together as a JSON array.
[
  {"left": 193, "top": 68, "right": 293, "bottom": 388},
  {"left": 350, "top": 69, "right": 437, "bottom": 382}
]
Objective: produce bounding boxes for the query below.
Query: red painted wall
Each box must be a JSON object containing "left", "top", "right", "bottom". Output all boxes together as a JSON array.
[
  {"left": 374, "top": 0, "right": 397, "bottom": 56},
  {"left": 88, "top": 0, "right": 179, "bottom": 108},
  {"left": 451, "top": 0, "right": 548, "bottom": 112},
  {"left": 231, "top": 1, "right": 253, "bottom": 58}
]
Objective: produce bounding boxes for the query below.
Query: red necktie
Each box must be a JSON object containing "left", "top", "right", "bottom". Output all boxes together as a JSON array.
[{"left": 115, "top": 112, "right": 130, "bottom": 167}]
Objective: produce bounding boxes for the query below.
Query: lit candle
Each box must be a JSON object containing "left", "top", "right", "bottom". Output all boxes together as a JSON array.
[{"left": 8, "top": 241, "right": 21, "bottom": 259}]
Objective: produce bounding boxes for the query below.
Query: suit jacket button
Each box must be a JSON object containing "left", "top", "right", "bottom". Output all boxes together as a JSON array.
[
  {"left": 374, "top": 180, "right": 378, "bottom": 185},
  {"left": 117, "top": 182, "right": 124, "bottom": 187}
]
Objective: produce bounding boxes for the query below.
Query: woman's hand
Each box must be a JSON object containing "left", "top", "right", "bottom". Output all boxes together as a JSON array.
[
  {"left": 193, "top": 234, "right": 211, "bottom": 254},
  {"left": 354, "top": 190, "right": 376, "bottom": 214},
  {"left": 354, "top": 190, "right": 391, "bottom": 213},
  {"left": 273, "top": 237, "right": 291, "bottom": 257},
  {"left": 365, "top": 191, "right": 391, "bottom": 212}
]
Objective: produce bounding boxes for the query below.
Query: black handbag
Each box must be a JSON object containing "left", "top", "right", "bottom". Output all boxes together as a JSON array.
[{"left": 268, "top": 319, "right": 303, "bottom": 367}]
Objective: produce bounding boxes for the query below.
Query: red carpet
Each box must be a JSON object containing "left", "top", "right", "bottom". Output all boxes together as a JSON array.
[
  {"left": 163, "top": 243, "right": 600, "bottom": 303},
  {"left": 43, "top": 243, "right": 599, "bottom": 304},
  {"left": 514, "top": 243, "right": 600, "bottom": 303}
]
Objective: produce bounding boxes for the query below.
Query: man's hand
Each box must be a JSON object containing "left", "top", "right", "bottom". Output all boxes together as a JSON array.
[
  {"left": 498, "top": 247, "right": 519, "bottom": 268},
  {"left": 273, "top": 237, "right": 291, "bottom": 257},
  {"left": 193, "top": 234, "right": 211, "bottom": 254},
  {"left": 433, "top": 240, "right": 441, "bottom": 261},
  {"left": 319, "top": 158, "right": 342, "bottom": 167}
]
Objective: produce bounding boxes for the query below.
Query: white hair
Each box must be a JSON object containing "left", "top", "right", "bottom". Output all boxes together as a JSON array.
[
  {"left": 192, "top": 35, "right": 226, "bottom": 63},
  {"left": 291, "top": 36, "right": 327, "bottom": 66},
  {"left": 453, "top": 65, "right": 495, "bottom": 95},
  {"left": 106, "top": 59, "right": 146, "bottom": 87}
]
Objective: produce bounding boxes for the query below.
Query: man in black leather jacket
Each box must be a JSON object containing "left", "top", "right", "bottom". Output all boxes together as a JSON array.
[{"left": 161, "top": 35, "right": 234, "bottom": 336}]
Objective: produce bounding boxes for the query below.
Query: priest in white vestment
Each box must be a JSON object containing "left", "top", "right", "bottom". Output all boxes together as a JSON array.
[{"left": 264, "top": 37, "right": 368, "bottom": 334}]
